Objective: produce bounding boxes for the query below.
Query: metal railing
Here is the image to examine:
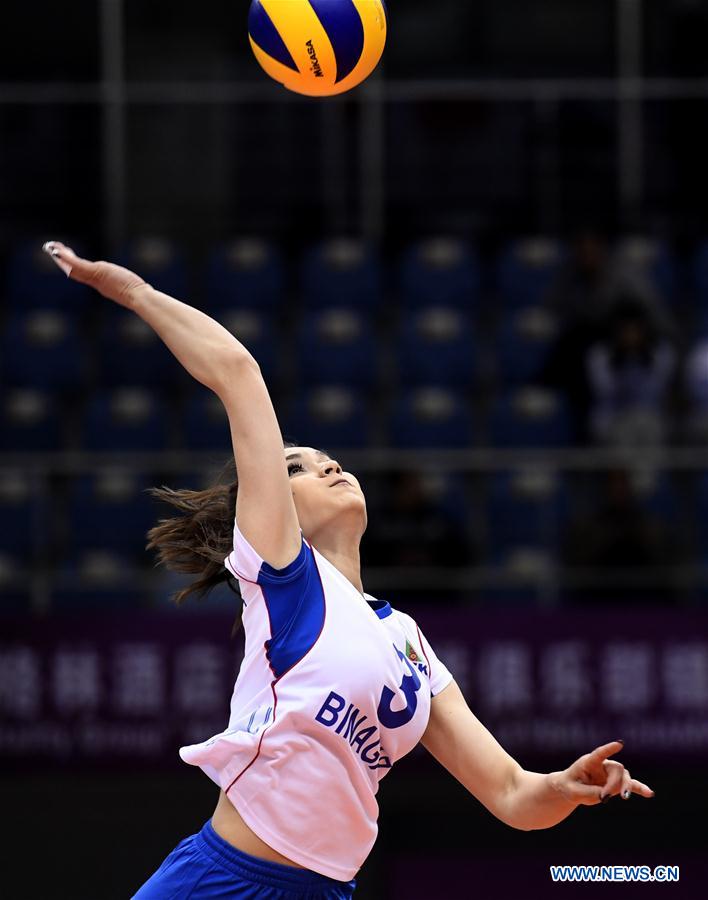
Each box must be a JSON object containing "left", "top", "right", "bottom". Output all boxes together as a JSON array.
[
  {"left": 2, "top": 445, "right": 707, "bottom": 612},
  {"left": 1, "top": 0, "right": 707, "bottom": 243}
]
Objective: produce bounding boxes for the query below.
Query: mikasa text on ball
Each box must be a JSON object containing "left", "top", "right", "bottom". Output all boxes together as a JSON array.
[{"left": 248, "top": 0, "right": 387, "bottom": 97}]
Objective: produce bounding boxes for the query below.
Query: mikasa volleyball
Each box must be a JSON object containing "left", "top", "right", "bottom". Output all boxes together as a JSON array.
[{"left": 248, "top": 0, "right": 388, "bottom": 97}]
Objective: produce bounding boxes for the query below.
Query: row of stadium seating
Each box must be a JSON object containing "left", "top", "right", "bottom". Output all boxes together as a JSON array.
[
  {"left": 2, "top": 385, "right": 582, "bottom": 451},
  {"left": 1, "top": 469, "right": 697, "bottom": 552},
  {"left": 1, "top": 465, "right": 704, "bottom": 608},
  {"left": 4, "top": 235, "right": 707, "bottom": 314},
  {"left": 0, "top": 306, "right": 554, "bottom": 391}
]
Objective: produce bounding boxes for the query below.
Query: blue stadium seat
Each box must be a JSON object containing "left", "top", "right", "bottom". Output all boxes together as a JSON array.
[
  {"left": 285, "top": 386, "right": 371, "bottom": 449},
  {"left": 301, "top": 239, "right": 382, "bottom": 311},
  {"left": 97, "top": 309, "right": 176, "bottom": 387},
  {"left": 485, "top": 549, "right": 557, "bottom": 606},
  {"left": 6, "top": 240, "right": 89, "bottom": 311},
  {"left": 0, "top": 553, "right": 31, "bottom": 611},
  {"left": 65, "top": 471, "right": 154, "bottom": 557},
  {"left": 182, "top": 391, "right": 231, "bottom": 452},
  {"left": 53, "top": 552, "right": 147, "bottom": 609},
  {"left": 0, "top": 389, "right": 63, "bottom": 451},
  {"left": 222, "top": 309, "right": 279, "bottom": 382},
  {"left": 490, "top": 388, "right": 571, "bottom": 447},
  {"left": 400, "top": 238, "right": 480, "bottom": 310},
  {"left": 633, "top": 471, "right": 677, "bottom": 523},
  {"left": 0, "top": 470, "right": 35, "bottom": 560},
  {"left": 615, "top": 236, "right": 679, "bottom": 303},
  {"left": 205, "top": 239, "right": 284, "bottom": 311},
  {"left": 486, "top": 469, "right": 567, "bottom": 562},
  {"left": 412, "top": 471, "right": 470, "bottom": 530},
  {"left": 391, "top": 388, "right": 473, "bottom": 448},
  {"left": 496, "top": 307, "right": 558, "bottom": 384},
  {"left": 82, "top": 389, "right": 169, "bottom": 451},
  {"left": 118, "top": 237, "right": 188, "bottom": 299},
  {"left": 397, "top": 307, "right": 476, "bottom": 386},
  {"left": 1, "top": 310, "right": 87, "bottom": 390},
  {"left": 297, "top": 308, "right": 378, "bottom": 387},
  {"left": 496, "top": 238, "right": 564, "bottom": 309}
]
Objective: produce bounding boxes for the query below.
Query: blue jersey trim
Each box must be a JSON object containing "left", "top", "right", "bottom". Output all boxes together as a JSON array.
[
  {"left": 258, "top": 539, "right": 309, "bottom": 584},
  {"left": 369, "top": 599, "right": 392, "bottom": 619},
  {"left": 258, "top": 542, "right": 326, "bottom": 680}
]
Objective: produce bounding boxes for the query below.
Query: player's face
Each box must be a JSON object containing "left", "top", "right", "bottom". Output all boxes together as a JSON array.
[{"left": 284, "top": 447, "right": 367, "bottom": 539}]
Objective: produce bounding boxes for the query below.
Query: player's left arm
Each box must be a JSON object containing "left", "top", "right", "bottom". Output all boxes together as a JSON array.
[{"left": 421, "top": 680, "right": 654, "bottom": 831}]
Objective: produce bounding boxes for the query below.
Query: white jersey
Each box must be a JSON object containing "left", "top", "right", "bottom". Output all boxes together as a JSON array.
[{"left": 180, "top": 523, "right": 453, "bottom": 882}]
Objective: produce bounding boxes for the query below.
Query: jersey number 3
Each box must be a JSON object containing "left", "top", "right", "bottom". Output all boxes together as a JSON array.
[{"left": 377, "top": 645, "right": 422, "bottom": 729}]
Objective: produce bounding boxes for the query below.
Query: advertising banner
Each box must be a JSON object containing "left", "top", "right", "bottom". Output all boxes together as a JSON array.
[{"left": 1, "top": 609, "right": 706, "bottom": 766}]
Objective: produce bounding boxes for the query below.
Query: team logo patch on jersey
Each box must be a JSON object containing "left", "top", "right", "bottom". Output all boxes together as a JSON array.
[{"left": 405, "top": 640, "right": 421, "bottom": 663}]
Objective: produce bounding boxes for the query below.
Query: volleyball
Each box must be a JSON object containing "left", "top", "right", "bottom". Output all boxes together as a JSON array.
[{"left": 248, "top": 0, "right": 387, "bottom": 97}]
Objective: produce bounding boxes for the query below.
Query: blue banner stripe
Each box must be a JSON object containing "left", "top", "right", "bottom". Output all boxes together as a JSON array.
[
  {"left": 307, "top": 0, "right": 365, "bottom": 83},
  {"left": 248, "top": 1, "right": 298, "bottom": 72}
]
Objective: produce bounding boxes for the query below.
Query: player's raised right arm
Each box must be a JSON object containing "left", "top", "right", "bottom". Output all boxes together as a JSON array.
[{"left": 43, "top": 241, "right": 301, "bottom": 571}]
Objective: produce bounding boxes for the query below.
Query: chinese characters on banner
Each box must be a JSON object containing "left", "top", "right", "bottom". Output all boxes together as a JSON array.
[
  {"left": 428, "top": 610, "right": 708, "bottom": 758},
  {"left": 0, "top": 614, "right": 240, "bottom": 764},
  {"left": 1, "top": 610, "right": 707, "bottom": 764}
]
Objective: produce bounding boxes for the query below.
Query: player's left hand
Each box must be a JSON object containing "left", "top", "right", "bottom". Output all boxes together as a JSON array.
[{"left": 552, "top": 741, "right": 655, "bottom": 806}]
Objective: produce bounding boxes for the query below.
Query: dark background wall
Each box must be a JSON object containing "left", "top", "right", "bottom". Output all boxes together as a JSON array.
[{"left": 2, "top": 1, "right": 708, "bottom": 898}]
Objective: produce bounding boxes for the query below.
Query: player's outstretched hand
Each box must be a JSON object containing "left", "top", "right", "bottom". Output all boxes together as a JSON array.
[
  {"left": 42, "top": 241, "right": 149, "bottom": 310},
  {"left": 552, "top": 741, "right": 655, "bottom": 806}
]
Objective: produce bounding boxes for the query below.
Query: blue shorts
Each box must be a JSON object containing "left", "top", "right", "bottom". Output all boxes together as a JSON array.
[{"left": 132, "top": 820, "right": 357, "bottom": 899}]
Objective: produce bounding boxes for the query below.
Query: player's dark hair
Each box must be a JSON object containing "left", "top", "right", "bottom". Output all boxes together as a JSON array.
[
  {"left": 146, "top": 457, "right": 240, "bottom": 607},
  {"left": 146, "top": 442, "right": 299, "bottom": 610}
]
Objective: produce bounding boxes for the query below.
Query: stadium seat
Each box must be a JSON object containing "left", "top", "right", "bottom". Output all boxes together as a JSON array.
[
  {"left": 486, "top": 548, "right": 557, "bottom": 605},
  {"left": 97, "top": 309, "right": 176, "bottom": 387},
  {"left": 297, "top": 308, "right": 378, "bottom": 387},
  {"left": 182, "top": 391, "right": 232, "bottom": 452},
  {"left": 633, "top": 470, "right": 678, "bottom": 522},
  {"left": 0, "top": 553, "right": 31, "bottom": 611},
  {"left": 221, "top": 309, "right": 279, "bottom": 382},
  {"left": 0, "top": 469, "right": 35, "bottom": 560},
  {"left": 285, "top": 386, "right": 371, "bottom": 449},
  {"left": 301, "top": 239, "right": 382, "bottom": 311},
  {"left": 5, "top": 240, "right": 89, "bottom": 311},
  {"left": 490, "top": 388, "right": 571, "bottom": 447},
  {"left": 1, "top": 310, "right": 87, "bottom": 390},
  {"left": 396, "top": 306, "right": 476, "bottom": 386},
  {"left": 53, "top": 551, "right": 147, "bottom": 609},
  {"left": 205, "top": 238, "right": 284, "bottom": 311},
  {"left": 486, "top": 469, "right": 567, "bottom": 561},
  {"left": 65, "top": 470, "right": 155, "bottom": 557},
  {"left": 400, "top": 238, "right": 480, "bottom": 310},
  {"left": 390, "top": 387, "right": 473, "bottom": 448},
  {"left": 118, "top": 237, "right": 188, "bottom": 300},
  {"left": 82, "top": 389, "right": 169, "bottom": 451},
  {"left": 0, "top": 389, "right": 63, "bottom": 451},
  {"left": 496, "top": 307, "right": 558, "bottom": 384},
  {"left": 496, "top": 237, "right": 564, "bottom": 309},
  {"left": 615, "top": 236, "right": 679, "bottom": 303}
]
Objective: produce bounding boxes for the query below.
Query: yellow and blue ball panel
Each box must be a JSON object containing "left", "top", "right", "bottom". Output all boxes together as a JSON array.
[{"left": 248, "top": 0, "right": 387, "bottom": 97}]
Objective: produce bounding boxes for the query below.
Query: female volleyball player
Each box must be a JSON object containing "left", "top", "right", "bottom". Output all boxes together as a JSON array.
[{"left": 44, "top": 241, "right": 654, "bottom": 900}]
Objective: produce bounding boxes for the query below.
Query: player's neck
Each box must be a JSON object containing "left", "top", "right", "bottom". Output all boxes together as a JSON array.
[{"left": 310, "top": 530, "right": 364, "bottom": 595}]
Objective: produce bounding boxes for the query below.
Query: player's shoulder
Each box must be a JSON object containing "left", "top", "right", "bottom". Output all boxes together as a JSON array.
[{"left": 385, "top": 605, "right": 420, "bottom": 634}]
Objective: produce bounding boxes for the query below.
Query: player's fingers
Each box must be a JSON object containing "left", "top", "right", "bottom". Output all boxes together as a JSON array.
[
  {"left": 43, "top": 241, "right": 96, "bottom": 283},
  {"left": 628, "top": 779, "right": 655, "bottom": 799},
  {"left": 588, "top": 740, "right": 624, "bottom": 765},
  {"left": 620, "top": 769, "right": 633, "bottom": 800},
  {"left": 569, "top": 782, "right": 604, "bottom": 807},
  {"left": 599, "top": 760, "right": 625, "bottom": 800}
]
